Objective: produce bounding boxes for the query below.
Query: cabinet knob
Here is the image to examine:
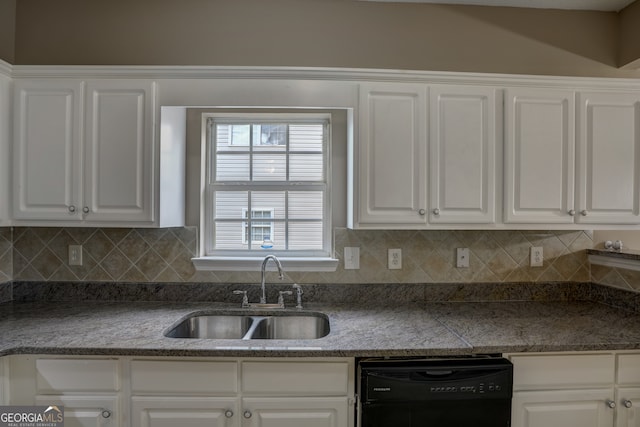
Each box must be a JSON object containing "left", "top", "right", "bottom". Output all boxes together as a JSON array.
[
  {"left": 243, "top": 410, "right": 252, "bottom": 419},
  {"left": 82, "top": 206, "right": 90, "bottom": 214},
  {"left": 606, "top": 400, "right": 616, "bottom": 409},
  {"left": 623, "top": 399, "right": 633, "bottom": 408},
  {"left": 68, "top": 205, "right": 76, "bottom": 213},
  {"left": 225, "top": 410, "right": 234, "bottom": 418},
  {"left": 418, "top": 209, "right": 426, "bottom": 215},
  {"left": 568, "top": 209, "right": 576, "bottom": 216},
  {"left": 433, "top": 208, "right": 440, "bottom": 215},
  {"left": 581, "top": 210, "right": 588, "bottom": 216},
  {"left": 101, "top": 409, "right": 112, "bottom": 418}
]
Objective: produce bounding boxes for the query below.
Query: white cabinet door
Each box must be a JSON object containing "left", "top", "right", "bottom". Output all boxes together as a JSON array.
[
  {"left": 84, "top": 80, "right": 155, "bottom": 223},
  {"left": 504, "top": 88, "right": 576, "bottom": 223},
  {"left": 512, "top": 389, "right": 614, "bottom": 427},
  {"left": 13, "top": 79, "right": 83, "bottom": 221},
  {"left": 617, "top": 388, "right": 640, "bottom": 427},
  {"left": 429, "top": 85, "right": 499, "bottom": 224},
  {"left": 131, "top": 396, "right": 239, "bottom": 427},
  {"left": 616, "top": 388, "right": 640, "bottom": 427},
  {"left": 242, "top": 397, "right": 349, "bottom": 427},
  {"left": 35, "top": 395, "right": 118, "bottom": 427},
  {"left": 0, "top": 73, "right": 10, "bottom": 225},
  {"left": 576, "top": 92, "right": 640, "bottom": 224},
  {"left": 355, "top": 83, "right": 428, "bottom": 228}
]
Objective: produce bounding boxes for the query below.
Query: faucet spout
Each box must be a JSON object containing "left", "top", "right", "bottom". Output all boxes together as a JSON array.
[{"left": 260, "top": 255, "right": 284, "bottom": 304}]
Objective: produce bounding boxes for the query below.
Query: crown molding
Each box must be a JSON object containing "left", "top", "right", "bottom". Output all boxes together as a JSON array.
[
  {"left": 0, "top": 60, "right": 12, "bottom": 77},
  {"left": 9, "top": 65, "right": 640, "bottom": 90}
]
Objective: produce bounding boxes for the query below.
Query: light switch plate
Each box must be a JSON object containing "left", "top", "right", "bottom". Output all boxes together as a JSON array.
[
  {"left": 456, "top": 248, "right": 470, "bottom": 268},
  {"left": 388, "top": 248, "right": 402, "bottom": 270},
  {"left": 530, "top": 246, "right": 543, "bottom": 267},
  {"left": 344, "top": 247, "right": 360, "bottom": 270},
  {"left": 68, "top": 245, "right": 83, "bottom": 266}
]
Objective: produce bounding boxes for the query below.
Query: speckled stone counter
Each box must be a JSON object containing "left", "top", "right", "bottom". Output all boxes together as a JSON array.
[{"left": 1, "top": 299, "right": 640, "bottom": 357}]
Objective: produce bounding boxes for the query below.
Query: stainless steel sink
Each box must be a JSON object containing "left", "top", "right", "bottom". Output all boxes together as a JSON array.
[{"left": 165, "top": 312, "right": 330, "bottom": 340}]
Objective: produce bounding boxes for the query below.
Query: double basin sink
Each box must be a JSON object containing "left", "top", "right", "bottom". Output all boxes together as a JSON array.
[{"left": 165, "top": 311, "right": 330, "bottom": 340}]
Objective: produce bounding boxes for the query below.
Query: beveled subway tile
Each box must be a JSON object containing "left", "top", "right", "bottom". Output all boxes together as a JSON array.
[
  {"left": 30, "top": 248, "right": 62, "bottom": 280},
  {"left": 84, "top": 265, "right": 113, "bottom": 282},
  {"left": 136, "top": 249, "right": 168, "bottom": 281},
  {"left": 47, "top": 230, "right": 79, "bottom": 264},
  {"left": 102, "top": 228, "right": 133, "bottom": 246},
  {"left": 10, "top": 226, "right": 594, "bottom": 285},
  {"left": 120, "top": 265, "right": 147, "bottom": 283},
  {"left": 101, "top": 249, "right": 133, "bottom": 281},
  {"left": 13, "top": 228, "right": 45, "bottom": 260},
  {"left": 30, "top": 228, "right": 61, "bottom": 245},
  {"left": 84, "top": 230, "right": 115, "bottom": 263},
  {"left": 65, "top": 228, "right": 97, "bottom": 244},
  {"left": 118, "top": 230, "right": 151, "bottom": 263}
]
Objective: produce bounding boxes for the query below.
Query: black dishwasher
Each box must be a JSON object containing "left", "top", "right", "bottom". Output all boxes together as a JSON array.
[{"left": 358, "top": 357, "right": 513, "bottom": 427}]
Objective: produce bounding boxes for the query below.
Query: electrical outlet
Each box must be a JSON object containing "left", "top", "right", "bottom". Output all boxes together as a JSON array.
[
  {"left": 68, "top": 245, "right": 83, "bottom": 266},
  {"left": 530, "top": 246, "right": 543, "bottom": 267},
  {"left": 344, "top": 247, "right": 360, "bottom": 270},
  {"left": 456, "top": 248, "right": 470, "bottom": 268},
  {"left": 388, "top": 248, "right": 402, "bottom": 270}
]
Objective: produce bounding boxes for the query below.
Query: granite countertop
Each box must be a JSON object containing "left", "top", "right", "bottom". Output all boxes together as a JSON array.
[{"left": 1, "top": 299, "right": 640, "bottom": 357}]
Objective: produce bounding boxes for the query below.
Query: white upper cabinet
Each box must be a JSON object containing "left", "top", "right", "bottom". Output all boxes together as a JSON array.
[
  {"left": 11, "top": 78, "right": 180, "bottom": 227},
  {"left": 504, "top": 88, "right": 576, "bottom": 224},
  {"left": 429, "top": 85, "right": 500, "bottom": 224},
  {"left": 84, "top": 80, "right": 155, "bottom": 223},
  {"left": 355, "top": 82, "right": 428, "bottom": 228},
  {"left": 0, "top": 71, "right": 11, "bottom": 226},
  {"left": 576, "top": 92, "right": 640, "bottom": 225},
  {"left": 13, "top": 79, "right": 83, "bottom": 221}
]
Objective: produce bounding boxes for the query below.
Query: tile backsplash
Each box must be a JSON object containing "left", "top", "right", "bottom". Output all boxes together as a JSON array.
[{"left": 9, "top": 227, "right": 592, "bottom": 285}]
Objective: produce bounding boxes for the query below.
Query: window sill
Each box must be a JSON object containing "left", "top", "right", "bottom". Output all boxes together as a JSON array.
[
  {"left": 192, "top": 256, "right": 340, "bottom": 272},
  {"left": 587, "top": 249, "right": 640, "bottom": 272}
]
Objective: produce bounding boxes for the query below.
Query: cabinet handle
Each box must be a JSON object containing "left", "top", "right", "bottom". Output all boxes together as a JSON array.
[
  {"left": 568, "top": 209, "right": 576, "bottom": 216},
  {"left": 225, "top": 410, "right": 234, "bottom": 418},
  {"left": 581, "top": 210, "right": 588, "bottom": 216},
  {"left": 243, "top": 410, "right": 252, "bottom": 419},
  {"left": 432, "top": 208, "right": 440, "bottom": 215},
  {"left": 623, "top": 399, "right": 633, "bottom": 408},
  {"left": 82, "top": 206, "right": 90, "bottom": 214},
  {"left": 68, "top": 205, "right": 76, "bottom": 213},
  {"left": 418, "top": 209, "right": 426, "bottom": 215},
  {"left": 101, "top": 409, "right": 112, "bottom": 418},
  {"left": 606, "top": 400, "right": 616, "bottom": 409}
]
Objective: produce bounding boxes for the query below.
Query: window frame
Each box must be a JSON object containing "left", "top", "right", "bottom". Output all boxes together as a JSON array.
[{"left": 194, "top": 112, "right": 338, "bottom": 271}]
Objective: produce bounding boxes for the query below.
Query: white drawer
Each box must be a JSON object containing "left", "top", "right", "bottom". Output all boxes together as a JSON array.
[
  {"left": 617, "top": 354, "right": 640, "bottom": 385},
  {"left": 511, "top": 354, "right": 615, "bottom": 390},
  {"left": 131, "top": 360, "right": 238, "bottom": 394},
  {"left": 241, "top": 361, "right": 350, "bottom": 395},
  {"left": 36, "top": 358, "right": 119, "bottom": 393}
]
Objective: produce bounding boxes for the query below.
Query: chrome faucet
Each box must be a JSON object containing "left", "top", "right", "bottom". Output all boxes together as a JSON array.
[{"left": 260, "top": 255, "right": 284, "bottom": 304}]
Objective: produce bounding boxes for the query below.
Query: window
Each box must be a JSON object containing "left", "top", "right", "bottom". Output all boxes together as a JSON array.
[
  {"left": 195, "top": 113, "right": 337, "bottom": 271},
  {"left": 242, "top": 208, "right": 274, "bottom": 245}
]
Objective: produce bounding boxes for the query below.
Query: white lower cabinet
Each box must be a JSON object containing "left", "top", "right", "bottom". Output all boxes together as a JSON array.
[
  {"left": 7, "top": 357, "right": 121, "bottom": 427},
  {"left": 6, "top": 356, "right": 354, "bottom": 427},
  {"left": 513, "top": 389, "right": 614, "bottom": 427},
  {"left": 35, "top": 395, "right": 119, "bottom": 427},
  {"left": 242, "top": 397, "right": 349, "bottom": 427},
  {"left": 509, "top": 352, "right": 640, "bottom": 427},
  {"left": 131, "top": 396, "right": 239, "bottom": 427}
]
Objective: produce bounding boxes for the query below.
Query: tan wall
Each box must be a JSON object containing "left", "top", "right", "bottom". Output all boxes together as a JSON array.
[
  {"left": 619, "top": 0, "right": 640, "bottom": 68},
  {"left": 12, "top": 0, "right": 640, "bottom": 78},
  {"left": 593, "top": 230, "right": 640, "bottom": 251},
  {"left": 0, "top": 0, "right": 15, "bottom": 63}
]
